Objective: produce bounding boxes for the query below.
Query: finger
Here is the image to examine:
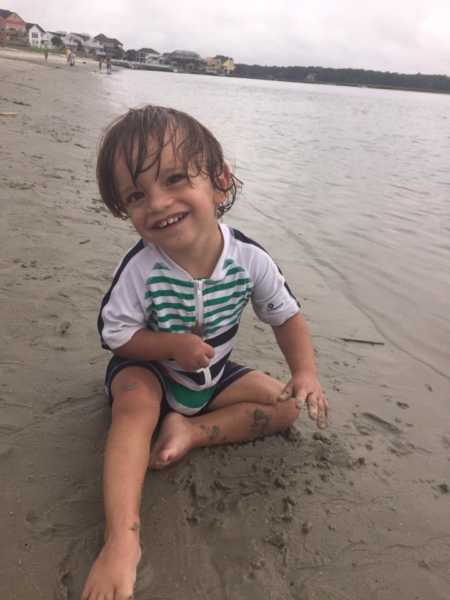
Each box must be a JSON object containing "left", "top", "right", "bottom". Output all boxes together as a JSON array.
[
  {"left": 194, "top": 356, "right": 209, "bottom": 370},
  {"left": 306, "top": 393, "right": 318, "bottom": 420},
  {"left": 204, "top": 343, "right": 215, "bottom": 359},
  {"left": 200, "top": 354, "right": 211, "bottom": 368},
  {"left": 294, "top": 388, "right": 308, "bottom": 409},
  {"left": 317, "top": 394, "right": 329, "bottom": 429},
  {"left": 278, "top": 383, "right": 293, "bottom": 402}
]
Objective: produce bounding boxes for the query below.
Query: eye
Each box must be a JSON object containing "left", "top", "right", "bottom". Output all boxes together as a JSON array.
[
  {"left": 125, "top": 191, "right": 145, "bottom": 205},
  {"left": 166, "top": 173, "right": 186, "bottom": 186}
]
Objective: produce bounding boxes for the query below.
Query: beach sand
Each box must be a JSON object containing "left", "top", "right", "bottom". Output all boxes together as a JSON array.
[{"left": 1, "top": 49, "right": 450, "bottom": 600}]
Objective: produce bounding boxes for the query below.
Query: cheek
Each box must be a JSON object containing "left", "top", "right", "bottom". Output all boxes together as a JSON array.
[{"left": 127, "top": 211, "right": 144, "bottom": 231}]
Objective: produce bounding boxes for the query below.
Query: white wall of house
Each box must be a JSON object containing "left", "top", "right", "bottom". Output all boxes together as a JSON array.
[
  {"left": 144, "top": 51, "right": 161, "bottom": 64},
  {"left": 28, "top": 25, "right": 45, "bottom": 47},
  {"left": 63, "top": 33, "right": 103, "bottom": 54},
  {"left": 83, "top": 37, "right": 103, "bottom": 55},
  {"left": 62, "top": 33, "right": 84, "bottom": 49}
]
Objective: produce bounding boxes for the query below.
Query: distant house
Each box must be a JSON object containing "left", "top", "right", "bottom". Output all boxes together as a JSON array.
[
  {"left": 61, "top": 32, "right": 86, "bottom": 52},
  {"left": 163, "top": 50, "right": 206, "bottom": 72},
  {"left": 26, "top": 23, "right": 46, "bottom": 47},
  {"left": 46, "top": 31, "right": 65, "bottom": 50},
  {"left": 0, "top": 8, "right": 27, "bottom": 45},
  {"left": 94, "top": 33, "right": 124, "bottom": 58},
  {"left": 72, "top": 33, "right": 100, "bottom": 54},
  {"left": 206, "top": 55, "right": 235, "bottom": 76},
  {"left": 83, "top": 35, "right": 103, "bottom": 56},
  {"left": 137, "top": 47, "right": 160, "bottom": 64},
  {"left": 65, "top": 32, "right": 102, "bottom": 55}
]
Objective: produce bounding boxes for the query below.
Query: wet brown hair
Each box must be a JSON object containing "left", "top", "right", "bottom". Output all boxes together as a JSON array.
[{"left": 96, "top": 104, "right": 240, "bottom": 219}]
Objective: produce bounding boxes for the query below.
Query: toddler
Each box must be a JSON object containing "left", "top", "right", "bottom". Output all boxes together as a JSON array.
[{"left": 82, "top": 105, "right": 328, "bottom": 600}]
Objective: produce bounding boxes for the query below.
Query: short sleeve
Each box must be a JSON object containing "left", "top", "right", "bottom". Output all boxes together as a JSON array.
[
  {"left": 251, "top": 249, "right": 300, "bottom": 326},
  {"left": 98, "top": 254, "right": 148, "bottom": 350}
]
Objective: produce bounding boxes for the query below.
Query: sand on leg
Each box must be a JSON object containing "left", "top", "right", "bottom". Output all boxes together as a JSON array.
[
  {"left": 150, "top": 370, "right": 300, "bottom": 469},
  {"left": 82, "top": 367, "right": 162, "bottom": 600}
]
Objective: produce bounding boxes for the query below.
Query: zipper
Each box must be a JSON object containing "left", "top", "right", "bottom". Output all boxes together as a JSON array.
[
  {"left": 193, "top": 280, "right": 211, "bottom": 386},
  {"left": 194, "top": 280, "right": 204, "bottom": 332}
]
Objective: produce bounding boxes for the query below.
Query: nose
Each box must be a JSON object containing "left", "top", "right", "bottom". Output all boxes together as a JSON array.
[{"left": 145, "top": 184, "right": 173, "bottom": 213}]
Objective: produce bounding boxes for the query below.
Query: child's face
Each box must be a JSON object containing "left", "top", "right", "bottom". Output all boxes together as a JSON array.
[{"left": 114, "top": 135, "right": 229, "bottom": 256}]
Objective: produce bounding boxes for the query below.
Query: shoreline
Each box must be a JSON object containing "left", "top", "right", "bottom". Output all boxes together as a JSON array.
[
  {"left": 231, "top": 75, "right": 450, "bottom": 95},
  {"left": 1, "top": 55, "right": 450, "bottom": 600},
  {"left": 2, "top": 46, "right": 450, "bottom": 96}
]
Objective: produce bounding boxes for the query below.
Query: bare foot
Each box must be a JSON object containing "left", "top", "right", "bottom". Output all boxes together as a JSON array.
[
  {"left": 150, "top": 412, "right": 195, "bottom": 470},
  {"left": 81, "top": 531, "right": 141, "bottom": 600}
]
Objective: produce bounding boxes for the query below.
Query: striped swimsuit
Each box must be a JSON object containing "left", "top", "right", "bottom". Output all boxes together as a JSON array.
[{"left": 98, "top": 224, "right": 300, "bottom": 402}]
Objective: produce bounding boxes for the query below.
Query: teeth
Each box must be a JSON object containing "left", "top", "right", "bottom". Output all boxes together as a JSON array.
[{"left": 156, "top": 214, "right": 183, "bottom": 229}]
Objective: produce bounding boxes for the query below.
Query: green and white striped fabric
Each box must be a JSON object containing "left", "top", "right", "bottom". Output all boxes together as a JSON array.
[
  {"left": 99, "top": 224, "right": 299, "bottom": 390},
  {"left": 145, "top": 259, "right": 252, "bottom": 336}
]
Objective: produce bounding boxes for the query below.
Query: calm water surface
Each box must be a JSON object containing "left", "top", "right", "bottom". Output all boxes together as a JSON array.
[{"left": 102, "top": 71, "right": 450, "bottom": 377}]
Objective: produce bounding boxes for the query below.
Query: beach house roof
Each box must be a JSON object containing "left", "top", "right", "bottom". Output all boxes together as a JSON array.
[
  {"left": 0, "top": 8, "right": 26, "bottom": 34},
  {"left": 72, "top": 32, "right": 91, "bottom": 42},
  {"left": 137, "top": 47, "right": 159, "bottom": 55},
  {"left": 26, "top": 23, "right": 45, "bottom": 33},
  {"left": 170, "top": 49, "right": 201, "bottom": 60},
  {"left": 94, "top": 33, "right": 123, "bottom": 46}
]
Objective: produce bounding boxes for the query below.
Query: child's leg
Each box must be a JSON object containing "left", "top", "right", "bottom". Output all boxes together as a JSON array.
[
  {"left": 151, "top": 371, "right": 299, "bottom": 469},
  {"left": 82, "top": 367, "right": 162, "bottom": 600}
]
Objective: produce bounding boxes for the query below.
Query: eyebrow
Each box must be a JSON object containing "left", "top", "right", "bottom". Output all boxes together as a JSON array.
[
  {"left": 159, "top": 164, "right": 185, "bottom": 176},
  {"left": 118, "top": 160, "right": 186, "bottom": 196}
]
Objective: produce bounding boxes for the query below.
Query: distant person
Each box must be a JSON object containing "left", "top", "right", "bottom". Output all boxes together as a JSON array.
[
  {"left": 43, "top": 47, "right": 48, "bottom": 62},
  {"left": 69, "top": 51, "right": 75, "bottom": 67},
  {"left": 81, "top": 104, "right": 329, "bottom": 599},
  {"left": 106, "top": 56, "right": 112, "bottom": 74},
  {"left": 98, "top": 56, "right": 103, "bottom": 71}
]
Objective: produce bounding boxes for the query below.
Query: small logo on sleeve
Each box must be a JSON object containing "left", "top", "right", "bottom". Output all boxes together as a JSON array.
[{"left": 267, "top": 301, "right": 284, "bottom": 312}]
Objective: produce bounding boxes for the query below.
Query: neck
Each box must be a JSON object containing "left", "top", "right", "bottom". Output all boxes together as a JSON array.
[{"left": 163, "top": 224, "right": 223, "bottom": 279}]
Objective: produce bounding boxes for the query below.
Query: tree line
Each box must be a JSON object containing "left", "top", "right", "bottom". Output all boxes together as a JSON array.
[{"left": 233, "top": 64, "right": 450, "bottom": 93}]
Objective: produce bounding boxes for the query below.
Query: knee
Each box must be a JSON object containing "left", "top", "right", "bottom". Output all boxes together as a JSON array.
[{"left": 111, "top": 368, "right": 162, "bottom": 421}]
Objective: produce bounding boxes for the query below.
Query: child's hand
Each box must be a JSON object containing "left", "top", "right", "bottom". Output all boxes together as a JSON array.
[
  {"left": 172, "top": 333, "right": 215, "bottom": 371},
  {"left": 279, "top": 371, "right": 329, "bottom": 429}
]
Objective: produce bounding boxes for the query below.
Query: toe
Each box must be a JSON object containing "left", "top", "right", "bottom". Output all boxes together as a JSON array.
[
  {"left": 160, "top": 449, "right": 173, "bottom": 464},
  {"left": 115, "top": 586, "right": 135, "bottom": 600},
  {"left": 153, "top": 455, "right": 169, "bottom": 470}
]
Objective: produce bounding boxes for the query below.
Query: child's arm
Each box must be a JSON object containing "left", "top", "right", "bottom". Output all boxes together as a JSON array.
[
  {"left": 114, "top": 329, "right": 214, "bottom": 372},
  {"left": 273, "top": 312, "right": 328, "bottom": 429}
]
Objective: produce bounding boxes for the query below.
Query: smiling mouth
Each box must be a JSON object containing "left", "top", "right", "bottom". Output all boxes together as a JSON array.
[{"left": 152, "top": 212, "right": 188, "bottom": 230}]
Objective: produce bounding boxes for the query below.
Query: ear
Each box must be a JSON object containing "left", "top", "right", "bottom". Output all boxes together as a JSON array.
[{"left": 214, "top": 160, "right": 232, "bottom": 218}]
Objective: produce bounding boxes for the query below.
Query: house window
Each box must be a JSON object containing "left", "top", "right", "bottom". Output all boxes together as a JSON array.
[{"left": 32, "top": 32, "right": 38, "bottom": 38}]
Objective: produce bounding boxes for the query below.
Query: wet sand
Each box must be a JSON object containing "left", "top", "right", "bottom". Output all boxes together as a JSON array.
[{"left": 1, "top": 49, "right": 450, "bottom": 599}]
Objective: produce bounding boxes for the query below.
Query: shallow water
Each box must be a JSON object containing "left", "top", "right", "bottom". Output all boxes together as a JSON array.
[{"left": 102, "top": 70, "right": 450, "bottom": 377}]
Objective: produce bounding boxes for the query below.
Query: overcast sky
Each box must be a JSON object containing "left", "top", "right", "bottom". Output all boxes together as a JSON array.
[{"left": 6, "top": 0, "right": 450, "bottom": 75}]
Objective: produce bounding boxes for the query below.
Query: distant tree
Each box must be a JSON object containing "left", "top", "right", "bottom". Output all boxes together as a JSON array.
[
  {"left": 233, "top": 63, "right": 450, "bottom": 94},
  {"left": 51, "top": 35, "right": 63, "bottom": 49},
  {"left": 125, "top": 49, "right": 138, "bottom": 61},
  {"left": 112, "top": 46, "right": 124, "bottom": 59}
]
